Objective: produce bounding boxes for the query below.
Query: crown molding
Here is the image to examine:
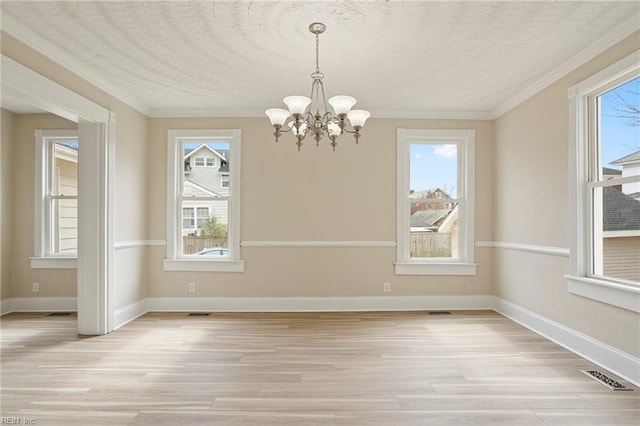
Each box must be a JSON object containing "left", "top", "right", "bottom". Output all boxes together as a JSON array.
[
  {"left": 3, "top": 9, "right": 637, "bottom": 122},
  {"left": 492, "top": 14, "right": 640, "bottom": 119},
  {"left": 148, "top": 108, "right": 495, "bottom": 120},
  {"left": 0, "top": 13, "right": 151, "bottom": 116}
]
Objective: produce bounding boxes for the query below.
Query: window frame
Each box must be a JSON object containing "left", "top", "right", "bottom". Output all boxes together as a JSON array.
[
  {"left": 396, "top": 128, "right": 476, "bottom": 275},
  {"left": 164, "top": 129, "right": 244, "bottom": 272},
  {"left": 31, "top": 129, "right": 79, "bottom": 269},
  {"left": 566, "top": 49, "right": 640, "bottom": 313}
]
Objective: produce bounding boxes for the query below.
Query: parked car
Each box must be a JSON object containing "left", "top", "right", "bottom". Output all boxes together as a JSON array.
[{"left": 194, "top": 248, "right": 228, "bottom": 256}]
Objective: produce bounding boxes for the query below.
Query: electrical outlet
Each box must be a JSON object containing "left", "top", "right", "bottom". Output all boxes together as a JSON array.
[
  {"left": 32, "top": 282, "right": 40, "bottom": 292},
  {"left": 383, "top": 282, "right": 391, "bottom": 292},
  {"left": 188, "top": 282, "right": 196, "bottom": 293}
]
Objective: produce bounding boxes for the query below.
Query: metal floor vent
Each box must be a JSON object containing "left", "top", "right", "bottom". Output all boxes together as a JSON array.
[
  {"left": 187, "top": 312, "right": 210, "bottom": 316},
  {"left": 48, "top": 312, "right": 73, "bottom": 316},
  {"left": 582, "top": 370, "right": 633, "bottom": 391},
  {"left": 428, "top": 311, "right": 452, "bottom": 315}
]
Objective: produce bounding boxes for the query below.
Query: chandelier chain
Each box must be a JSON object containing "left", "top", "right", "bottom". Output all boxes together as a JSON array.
[{"left": 315, "top": 33, "right": 320, "bottom": 74}]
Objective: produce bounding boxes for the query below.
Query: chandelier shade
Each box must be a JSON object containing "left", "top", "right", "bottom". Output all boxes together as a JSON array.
[{"left": 265, "top": 22, "right": 370, "bottom": 151}]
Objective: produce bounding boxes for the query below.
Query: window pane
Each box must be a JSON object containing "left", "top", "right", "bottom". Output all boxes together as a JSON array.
[
  {"left": 52, "top": 140, "right": 78, "bottom": 196},
  {"left": 182, "top": 141, "right": 231, "bottom": 194},
  {"left": 592, "top": 186, "right": 640, "bottom": 283},
  {"left": 409, "top": 144, "right": 458, "bottom": 258},
  {"left": 182, "top": 207, "right": 194, "bottom": 230},
  {"left": 182, "top": 200, "right": 229, "bottom": 255},
  {"left": 594, "top": 77, "right": 640, "bottom": 283},
  {"left": 51, "top": 198, "right": 78, "bottom": 255},
  {"left": 600, "top": 77, "right": 640, "bottom": 186}
]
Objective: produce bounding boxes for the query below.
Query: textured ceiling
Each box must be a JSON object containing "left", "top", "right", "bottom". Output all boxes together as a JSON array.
[{"left": 1, "top": 1, "right": 639, "bottom": 118}]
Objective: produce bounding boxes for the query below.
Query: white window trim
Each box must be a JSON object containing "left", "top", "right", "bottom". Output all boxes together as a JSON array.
[
  {"left": 566, "top": 49, "right": 640, "bottom": 313},
  {"left": 395, "top": 128, "right": 476, "bottom": 275},
  {"left": 32, "top": 129, "right": 79, "bottom": 269},
  {"left": 164, "top": 129, "right": 244, "bottom": 272}
]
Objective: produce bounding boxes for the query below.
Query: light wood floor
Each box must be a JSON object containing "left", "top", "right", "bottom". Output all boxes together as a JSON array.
[{"left": 1, "top": 311, "right": 638, "bottom": 425}]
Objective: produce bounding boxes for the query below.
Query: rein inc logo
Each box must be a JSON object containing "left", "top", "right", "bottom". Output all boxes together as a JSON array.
[{"left": 1, "top": 418, "right": 35, "bottom": 425}]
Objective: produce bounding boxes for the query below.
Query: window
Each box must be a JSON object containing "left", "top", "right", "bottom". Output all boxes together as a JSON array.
[
  {"left": 32, "top": 129, "right": 79, "bottom": 269},
  {"left": 165, "top": 129, "right": 243, "bottom": 272},
  {"left": 396, "top": 129, "right": 476, "bottom": 275},
  {"left": 182, "top": 207, "right": 210, "bottom": 231},
  {"left": 194, "top": 156, "right": 215, "bottom": 167},
  {"left": 567, "top": 49, "right": 640, "bottom": 313}
]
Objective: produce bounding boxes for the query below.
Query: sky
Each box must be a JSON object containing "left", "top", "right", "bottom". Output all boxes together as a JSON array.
[
  {"left": 410, "top": 143, "right": 458, "bottom": 197},
  {"left": 601, "top": 77, "right": 640, "bottom": 168},
  {"left": 410, "top": 77, "right": 640, "bottom": 196}
]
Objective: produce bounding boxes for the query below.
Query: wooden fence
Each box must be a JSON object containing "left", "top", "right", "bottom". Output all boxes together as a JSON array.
[
  {"left": 183, "top": 236, "right": 227, "bottom": 254},
  {"left": 410, "top": 232, "right": 451, "bottom": 258}
]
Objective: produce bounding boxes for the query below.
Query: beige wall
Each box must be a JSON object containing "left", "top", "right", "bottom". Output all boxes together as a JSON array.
[
  {"left": 11, "top": 114, "right": 77, "bottom": 297},
  {"left": 1, "top": 22, "right": 635, "bottom": 364},
  {"left": 1, "top": 32, "right": 149, "bottom": 310},
  {"left": 1, "top": 109, "right": 15, "bottom": 301},
  {"left": 147, "top": 117, "right": 494, "bottom": 298},
  {"left": 493, "top": 32, "right": 640, "bottom": 356}
]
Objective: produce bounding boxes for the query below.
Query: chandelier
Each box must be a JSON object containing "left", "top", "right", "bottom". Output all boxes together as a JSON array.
[{"left": 265, "top": 22, "right": 371, "bottom": 151}]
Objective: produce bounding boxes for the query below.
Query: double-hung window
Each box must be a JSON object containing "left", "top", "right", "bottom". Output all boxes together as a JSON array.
[
  {"left": 32, "top": 129, "right": 79, "bottom": 269},
  {"left": 567, "top": 50, "right": 640, "bottom": 312},
  {"left": 164, "top": 129, "right": 243, "bottom": 272},
  {"left": 396, "top": 129, "right": 476, "bottom": 275}
]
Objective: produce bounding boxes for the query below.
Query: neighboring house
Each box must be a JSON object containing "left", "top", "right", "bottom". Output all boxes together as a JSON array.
[
  {"left": 182, "top": 144, "right": 229, "bottom": 236},
  {"left": 610, "top": 150, "right": 640, "bottom": 196},
  {"left": 409, "top": 187, "right": 455, "bottom": 210},
  {"left": 602, "top": 186, "right": 640, "bottom": 282},
  {"left": 409, "top": 188, "right": 458, "bottom": 258}
]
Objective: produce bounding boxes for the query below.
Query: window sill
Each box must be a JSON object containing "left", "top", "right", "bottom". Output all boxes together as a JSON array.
[
  {"left": 30, "top": 257, "right": 78, "bottom": 269},
  {"left": 395, "top": 261, "right": 477, "bottom": 276},
  {"left": 565, "top": 274, "right": 640, "bottom": 313},
  {"left": 163, "top": 258, "right": 245, "bottom": 272}
]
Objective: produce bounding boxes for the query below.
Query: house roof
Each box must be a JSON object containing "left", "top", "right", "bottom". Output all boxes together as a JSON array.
[
  {"left": 409, "top": 188, "right": 453, "bottom": 200},
  {"left": 603, "top": 187, "right": 640, "bottom": 232},
  {"left": 610, "top": 150, "right": 640, "bottom": 166},
  {"left": 410, "top": 209, "right": 451, "bottom": 228},
  {"left": 184, "top": 180, "right": 223, "bottom": 198},
  {"left": 602, "top": 167, "right": 622, "bottom": 176},
  {"left": 184, "top": 144, "right": 228, "bottom": 161}
]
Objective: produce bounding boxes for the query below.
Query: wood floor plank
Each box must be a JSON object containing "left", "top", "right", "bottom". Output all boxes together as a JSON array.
[{"left": 1, "top": 310, "right": 637, "bottom": 425}]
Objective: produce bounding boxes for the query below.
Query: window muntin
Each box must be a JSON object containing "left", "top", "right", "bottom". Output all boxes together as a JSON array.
[
  {"left": 396, "top": 129, "right": 475, "bottom": 275},
  {"left": 165, "top": 129, "right": 243, "bottom": 272}
]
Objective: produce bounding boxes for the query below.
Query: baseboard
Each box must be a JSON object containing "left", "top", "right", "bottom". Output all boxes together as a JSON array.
[
  {"left": 146, "top": 295, "right": 495, "bottom": 313},
  {"left": 494, "top": 297, "right": 640, "bottom": 387},
  {"left": 1, "top": 298, "right": 13, "bottom": 315},
  {"left": 9, "top": 297, "right": 77, "bottom": 312},
  {"left": 113, "top": 298, "right": 148, "bottom": 330}
]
